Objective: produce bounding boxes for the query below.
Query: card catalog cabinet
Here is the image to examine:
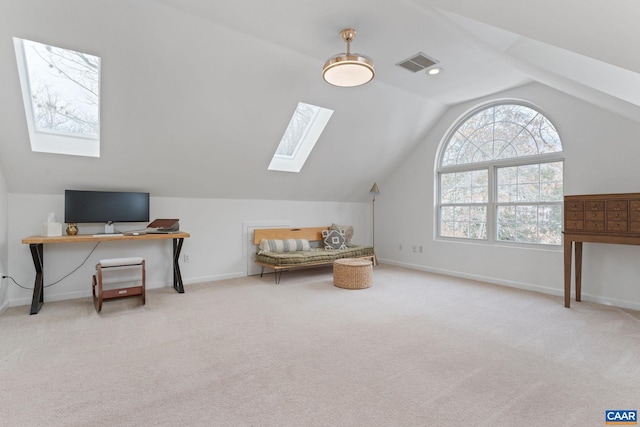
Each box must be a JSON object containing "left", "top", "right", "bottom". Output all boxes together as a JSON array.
[{"left": 564, "top": 193, "right": 640, "bottom": 235}]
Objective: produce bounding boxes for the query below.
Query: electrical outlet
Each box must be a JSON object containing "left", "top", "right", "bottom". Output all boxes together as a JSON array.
[
  {"left": 412, "top": 245, "right": 417, "bottom": 253},
  {"left": 183, "top": 253, "right": 190, "bottom": 263},
  {"left": 419, "top": 246, "right": 423, "bottom": 253},
  {"left": 399, "top": 243, "right": 402, "bottom": 251}
]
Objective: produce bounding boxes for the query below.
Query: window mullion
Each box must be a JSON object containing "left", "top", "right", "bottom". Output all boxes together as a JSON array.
[{"left": 488, "top": 166, "right": 496, "bottom": 242}]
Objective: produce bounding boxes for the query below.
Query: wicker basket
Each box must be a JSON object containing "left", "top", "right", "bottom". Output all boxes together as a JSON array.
[{"left": 333, "top": 258, "right": 373, "bottom": 289}]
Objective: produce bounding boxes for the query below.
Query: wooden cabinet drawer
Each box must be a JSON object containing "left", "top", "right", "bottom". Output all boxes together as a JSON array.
[
  {"left": 584, "top": 211, "right": 604, "bottom": 221},
  {"left": 629, "top": 200, "right": 640, "bottom": 220},
  {"left": 565, "top": 211, "right": 584, "bottom": 221},
  {"left": 629, "top": 221, "right": 640, "bottom": 232},
  {"left": 607, "top": 210, "right": 628, "bottom": 221},
  {"left": 565, "top": 221, "right": 584, "bottom": 231},
  {"left": 565, "top": 201, "right": 584, "bottom": 211},
  {"left": 607, "top": 221, "right": 628, "bottom": 232},
  {"left": 585, "top": 201, "right": 604, "bottom": 211},
  {"left": 585, "top": 221, "right": 605, "bottom": 231},
  {"left": 606, "top": 200, "right": 628, "bottom": 211}
]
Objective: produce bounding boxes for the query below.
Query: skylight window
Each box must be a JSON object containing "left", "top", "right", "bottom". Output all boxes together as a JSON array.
[
  {"left": 13, "top": 37, "right": 101, "bottom": 157},
  {"left": 268, "top": 102, "right": 333, "bottom": 172}
]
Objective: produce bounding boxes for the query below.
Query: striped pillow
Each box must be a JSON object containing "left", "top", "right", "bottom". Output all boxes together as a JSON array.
[{"left": 259, "top": 239, "right": 311, "bottom": 253}]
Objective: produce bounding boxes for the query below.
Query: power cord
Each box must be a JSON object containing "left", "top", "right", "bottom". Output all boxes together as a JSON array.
[
  {"left": 3, "top": 275, "right": 32, "bottom": 290},
  {"left": 3, "top": 242, "right": 101, "bottom": 290}
]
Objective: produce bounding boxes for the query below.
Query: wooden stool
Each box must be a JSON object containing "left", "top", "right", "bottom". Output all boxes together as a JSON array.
[
  {"left": 92, "top": 257, "right": 145, "bottom": 312},
  {"left": 333, "top": 258, "right": 373, "bottom": 289}
]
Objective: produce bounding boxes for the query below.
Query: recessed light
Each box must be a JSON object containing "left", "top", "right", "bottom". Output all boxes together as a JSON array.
[{"left": 427, "top": 67, "right": 442, "bottom": 75}]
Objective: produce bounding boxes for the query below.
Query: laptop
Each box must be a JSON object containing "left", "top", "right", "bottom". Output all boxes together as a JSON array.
[{"left": 146, "top": 219, "right": 180, "bottom": 233}]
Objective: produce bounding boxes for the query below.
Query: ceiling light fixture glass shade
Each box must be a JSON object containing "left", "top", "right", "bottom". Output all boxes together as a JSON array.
[{"left": 323, "top": 28, "right": 374, "bottom": 87}]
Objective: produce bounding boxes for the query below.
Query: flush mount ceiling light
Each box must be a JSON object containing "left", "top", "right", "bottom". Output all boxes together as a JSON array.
[{"left": 322, "top": 28, "right": 374, "bottom": 87}]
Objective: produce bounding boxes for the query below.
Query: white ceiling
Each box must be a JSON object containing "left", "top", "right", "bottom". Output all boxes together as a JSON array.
[{"left": 0, "top": 0, "right": 639, "bottom": 201}]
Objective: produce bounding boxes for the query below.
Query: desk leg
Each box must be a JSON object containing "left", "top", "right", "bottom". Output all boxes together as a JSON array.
[
  {"left": 564, "top": 240, "right": 572, "bottom": 308},
  {"left": 172, "top": 238, "right": 185, "bottom": 293},
  {"left": 29, "top": 243, "right": 44, "bottom": 315},
  {"left": 575, "top": 241, "right": 582, "bottom": 302}
]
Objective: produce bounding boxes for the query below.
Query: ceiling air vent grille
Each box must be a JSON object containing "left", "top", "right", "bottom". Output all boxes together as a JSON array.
[{"left": 396, "top": 52, "right": 439, "bottom": 73}]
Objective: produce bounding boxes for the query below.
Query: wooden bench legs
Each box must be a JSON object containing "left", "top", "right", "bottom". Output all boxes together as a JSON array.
[
  {"left": 259, "top": 265, "right": 283, "bottom": 284},
  {"left": 257, "top": 255, "right": 376, "bottom": 285}
]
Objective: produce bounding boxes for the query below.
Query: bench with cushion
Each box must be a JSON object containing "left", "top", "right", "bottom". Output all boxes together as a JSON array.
[{"left": 254, "top": 226, "right": 375, "bottom": 283}]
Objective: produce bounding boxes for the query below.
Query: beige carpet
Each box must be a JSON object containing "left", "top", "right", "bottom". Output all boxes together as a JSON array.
[{"left": 1, "top": 264, "right": 639, "bottom": 427}]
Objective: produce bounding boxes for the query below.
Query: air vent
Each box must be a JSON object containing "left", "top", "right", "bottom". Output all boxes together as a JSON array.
[{"left": 396, "top": 52, "right": 439, "bottom": 73}]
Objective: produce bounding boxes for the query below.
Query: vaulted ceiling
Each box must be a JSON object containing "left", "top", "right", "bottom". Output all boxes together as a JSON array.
[{"left": 1, "top": 0, "right": 639, "bottom": 201}]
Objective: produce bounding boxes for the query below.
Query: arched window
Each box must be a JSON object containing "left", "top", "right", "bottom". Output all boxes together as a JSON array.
[{"left": 437, "top": 102, "right": 564, "bottom": 245}]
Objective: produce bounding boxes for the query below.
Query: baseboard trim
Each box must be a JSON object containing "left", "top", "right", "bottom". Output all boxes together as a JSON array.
[
  {"left": 183, "top": 272, "right": 245, "bottom": 285},
  {"left": 8, "top": 272, "right": 245, "bottom": 308},
  {"left": 8, "top": 263, "right": 640, "bottom": 313},
  {"left": 378, "top": 258, "right": 640, "bottom": 312}
]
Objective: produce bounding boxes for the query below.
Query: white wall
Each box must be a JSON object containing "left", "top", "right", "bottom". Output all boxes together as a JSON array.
[
  {"left": 376, "top": 82, "right": 640, "bottom": 311},
  {"left": 7, "top": 195, "right": 370, "bottom": 309}
]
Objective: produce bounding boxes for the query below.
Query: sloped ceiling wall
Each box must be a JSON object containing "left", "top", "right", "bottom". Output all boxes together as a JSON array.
[
  {"left": 422, "top": 0, "right": 640, "bottom": 75},
  {"left": 0, "top": 0, "right": 639, "bottom": 202}
]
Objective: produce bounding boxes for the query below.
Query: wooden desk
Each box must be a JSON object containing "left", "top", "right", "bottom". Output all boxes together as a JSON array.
[
  {"left": 563, "top": 232, "right": 640, "bottom": 308},
  {"left": 21, "top": 232, "right": 190, "bottom": 314},
  {"left": 564, "top": 193, "right": 640, "bottom": 308}
]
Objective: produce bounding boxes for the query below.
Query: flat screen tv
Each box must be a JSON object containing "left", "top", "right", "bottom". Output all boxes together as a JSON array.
[{"left": 64, "top": 190, "right": 150, "bottom": 224}]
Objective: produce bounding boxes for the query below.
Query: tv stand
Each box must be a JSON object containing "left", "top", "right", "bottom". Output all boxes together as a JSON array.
[{"left": 21, "top": 232, "right": 190, "bottom": 314}]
